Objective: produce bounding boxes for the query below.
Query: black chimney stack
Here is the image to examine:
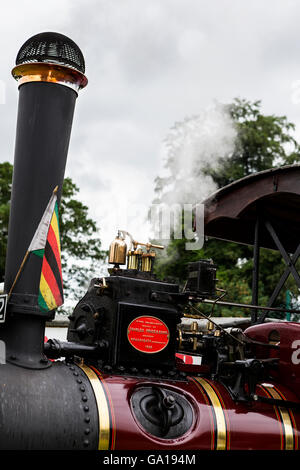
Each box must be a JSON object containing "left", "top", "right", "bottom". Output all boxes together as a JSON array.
[{"left": 2, "top": 32, "right": 87, "bottom": 368}]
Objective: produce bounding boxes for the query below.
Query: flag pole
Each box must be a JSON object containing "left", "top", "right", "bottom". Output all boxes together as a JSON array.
[
  {"left": 7, "top": 185, "right": 59, "bottom": 300},
  {"left": 8, "top": 250, "right": 30, "bottom": 299}
]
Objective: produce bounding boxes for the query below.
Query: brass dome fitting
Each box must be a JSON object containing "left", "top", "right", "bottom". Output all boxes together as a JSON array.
[{"left": 108, "top": 232, "right": 127, "bottom": 265}]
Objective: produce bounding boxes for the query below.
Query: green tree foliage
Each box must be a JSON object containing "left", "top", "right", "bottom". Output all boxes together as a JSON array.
[
  {"left": 0, "top": 164, "right": 106, "bottom": 305},
  {"left": 152, "top": 98, "right": 300, "bottom": 317},
  {"left": 204, "top": 98, "right": 300, "bottom": 186}
]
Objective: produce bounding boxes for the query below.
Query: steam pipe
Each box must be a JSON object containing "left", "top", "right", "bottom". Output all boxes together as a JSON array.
[{"left": 202, "top": 298, "right": 300, "bottom": 315}]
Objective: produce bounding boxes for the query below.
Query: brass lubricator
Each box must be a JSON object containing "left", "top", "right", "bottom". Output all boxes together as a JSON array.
[
  {"left": 127, "top": 241, "right": 143, "bottom": 270},
  {"left": 108, "top": 230, "right": 164, "bottom": 273},
  {"left": 139, "top": 242, "right": 164, "bottom": 273}
]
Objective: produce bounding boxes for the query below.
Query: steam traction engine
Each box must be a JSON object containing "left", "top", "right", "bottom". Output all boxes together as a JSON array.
[{"left": 0, "top": 32, "right": 299, "bottom": 451}]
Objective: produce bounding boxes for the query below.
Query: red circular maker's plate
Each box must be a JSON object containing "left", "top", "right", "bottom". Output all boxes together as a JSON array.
[{"left": 127, "top": 316, "right": 170, "bottom": 354}]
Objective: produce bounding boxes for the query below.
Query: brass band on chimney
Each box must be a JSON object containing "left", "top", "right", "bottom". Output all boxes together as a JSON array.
[{"left": 12, "top": 62, "right": 88, "bottom": 92}]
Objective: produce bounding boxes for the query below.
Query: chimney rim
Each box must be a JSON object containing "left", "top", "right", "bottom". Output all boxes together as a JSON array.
[{"left": 12, "top": 61, "right": 88, "bottom": 92}]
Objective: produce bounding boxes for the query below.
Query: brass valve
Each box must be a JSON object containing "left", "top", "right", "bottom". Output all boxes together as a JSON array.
[
  {"left": 138, "top": 242, "right": 164, "bottom": 273},
  {"left": 140, "top": 250, "right": 156, "bottom": 272}
]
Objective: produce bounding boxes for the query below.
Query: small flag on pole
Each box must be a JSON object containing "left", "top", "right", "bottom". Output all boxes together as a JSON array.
[
  {"left": 35, "top": 196, "right": 64, "bottom": 312},
  {"left": 8, "top": 186, "right": 64, "bottom": 312}
]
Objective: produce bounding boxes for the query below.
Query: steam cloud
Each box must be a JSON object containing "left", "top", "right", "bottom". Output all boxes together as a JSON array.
[
  {"left": 150, "top": 101, "right": 238, "bottom": 257},
  {"left": 154, "top": 101, "right": 238, "bottom": 207}
]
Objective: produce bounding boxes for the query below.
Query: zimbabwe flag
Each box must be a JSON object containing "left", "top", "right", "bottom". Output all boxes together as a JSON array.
[
  {"left": 8, "top": 186, "right": 64, "bottom": 311},
  {"left": 36, "top": 202, "right": 63, "bottom": 312}
]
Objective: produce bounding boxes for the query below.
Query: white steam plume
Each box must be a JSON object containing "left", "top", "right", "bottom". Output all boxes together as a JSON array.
[
  {"left": 150, "top": 101, "right": 238, "bottom": 256},
  {"left": 155, "top": 101, "right": 237, "bottom": 207}
]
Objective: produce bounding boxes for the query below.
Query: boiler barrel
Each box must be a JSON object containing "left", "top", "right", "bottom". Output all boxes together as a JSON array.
[
  {"left": 0, "top": 361, "right": 99, "bottom": 450},
  {"left": 1, "top": 361, "right": 299, "bottom": 450}
]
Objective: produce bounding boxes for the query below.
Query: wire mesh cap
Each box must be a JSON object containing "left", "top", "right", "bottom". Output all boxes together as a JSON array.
[{"left": 16, "top": 32, "right": 85, "bottom": 74}]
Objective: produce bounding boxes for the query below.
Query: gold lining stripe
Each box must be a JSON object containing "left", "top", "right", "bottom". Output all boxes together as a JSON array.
[
  {"left": 263, "top": 385, "right": 295, "bottom": 450},
  {"left": 77, "top": 363, "right": 110, "bottom": 450},
  {"left": 194, "top": 377, "right": 227, "bottom": 450}
]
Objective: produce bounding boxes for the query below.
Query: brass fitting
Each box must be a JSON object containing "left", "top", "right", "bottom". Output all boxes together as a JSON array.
[{"left": 108, "top": 232, "right": 127, "bottom": 265}]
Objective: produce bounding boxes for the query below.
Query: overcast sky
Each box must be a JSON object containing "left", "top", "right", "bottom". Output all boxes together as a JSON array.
[{"left": 1, "top": 0, "right": 300, "bottom": 251}]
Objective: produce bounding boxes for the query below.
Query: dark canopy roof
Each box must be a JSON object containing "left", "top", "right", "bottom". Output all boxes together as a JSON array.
[{"left": 200, "top": 165, "right": 300, "bottom": 253}]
